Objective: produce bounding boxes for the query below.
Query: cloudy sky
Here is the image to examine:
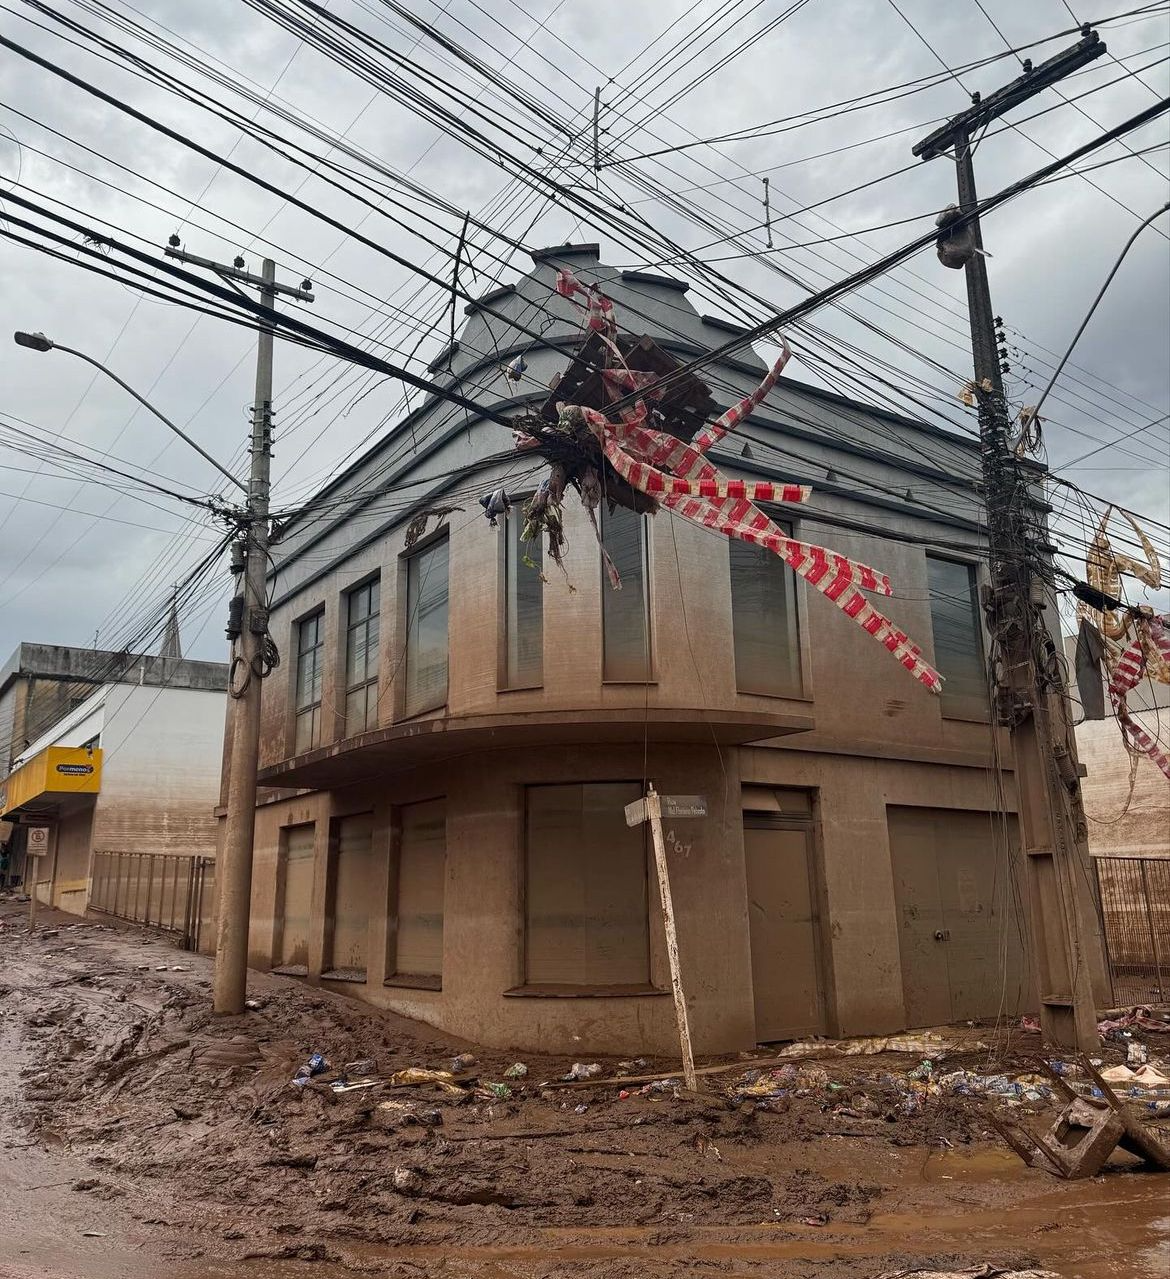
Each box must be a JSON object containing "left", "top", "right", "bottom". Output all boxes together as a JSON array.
[{"left": 1, "top": 0, "right": 1167, "bottom": 662}]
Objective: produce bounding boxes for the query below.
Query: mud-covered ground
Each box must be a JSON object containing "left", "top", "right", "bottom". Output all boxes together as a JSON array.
[{"left": 0, "top": 899, "right": 1167, "bottom": 1279}]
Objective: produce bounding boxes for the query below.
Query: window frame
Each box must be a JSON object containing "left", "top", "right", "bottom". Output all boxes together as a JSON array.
[
  {"left": 599, "top": 502, "right": 654, "bottom": 684},
  {"left": 343, "top": 575, "right": 381, "bottom": 737},
  {"left": 399, "top": 529, "right": 450, "bottom": 720},
  {"left": 293, "top": 607, "right": 326, "bottom": 754},
  {"left": 728, "top": 517, "right": 805, "bottom": 699},
  {"left": 925, "top": 552, "right": 989, "bottom": 722},
  {"left": 498, "top": 504, "right": 544, "bottom": 691}
]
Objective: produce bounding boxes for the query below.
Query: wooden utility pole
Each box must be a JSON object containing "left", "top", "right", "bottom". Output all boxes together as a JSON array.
[
  {"left": 164, "top": 246, "right": 313, "bottom": 1015},
  {"left": 913, "top": 31, "right": 1109, "bottom": 1052},
  {"left": 626, "top": 784, "right": 698, "bottom": 1090}
]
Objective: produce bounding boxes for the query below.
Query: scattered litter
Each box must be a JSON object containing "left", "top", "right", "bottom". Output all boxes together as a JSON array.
[
  {"left": 563, "top": 1062, "right": 602, "bottom": 1081},
  {"left": 387, "top": 1067, "right": 467, "bottom": 1097},
  {"left": 480, "top": 1082, "right": 512, "bottom": 1100},
  {"left": 391, "top": 1167, "right": 423, "bottom": 1195},
  {"left": 330, "top": 1078, "right": 380, "bottom": 1094},
  {"left": 573, "top": 1103, "right": 588, "bottom": 1115},
  {"left": 877, "top": 1269, "right": 1058, "bottom": 1278},
  {"left": 503, "top": 1062, "right": 528, "bottom": 1079},
  {"left": 1128, "top": 1040, "right": 1150, "bottom": 1066},
  {"left": 1098, "top": 1006, "right": 1170, "bottom": 1034},
  {"left": 375, "top": 1100, "right": 443, "bottom": 1129},
  {"left": 244, "top": 998, "right": 266, "bottom": 1011},
  {"left": 292, "top": 1052, "right": 329, "bottom": 1086},
  {"left": 729, "top": 1064, "right": 830, "bottom": 1102},
  {"left": 81, "top": 1231, "right": 107, "bottom": 1238},
  {"left": 938, "top": 1070, "right": 1053, "bottom": 1108},
  {"left": 617, "top": 1058, "right": 650, "bottom": 1075},
  {"left": 343, "top": 1058, "right": 377, "bottom": 1076},
  {"left": 450, "top": 1052, "right": 477, "bottom": 1072}
]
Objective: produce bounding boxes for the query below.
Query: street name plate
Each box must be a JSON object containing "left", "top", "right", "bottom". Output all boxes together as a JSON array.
[
  {"left": 661, "top": 795, "right": 707, "bottom": 819},
  {"left": 624, "top": 798, "right": 648, "bottom": 827},
  {"left": 624, "top": 795, "right": 707, "bottom": 826}
]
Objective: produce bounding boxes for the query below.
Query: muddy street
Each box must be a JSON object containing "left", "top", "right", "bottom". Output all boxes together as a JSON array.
[{"left": 0, "top": 901, "right": 1167, "bottom": 1279}]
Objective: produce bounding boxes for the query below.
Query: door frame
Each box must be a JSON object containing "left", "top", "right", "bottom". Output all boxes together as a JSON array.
[{"left": 742, "top": 800, "right": 832, "bottom": 1041}]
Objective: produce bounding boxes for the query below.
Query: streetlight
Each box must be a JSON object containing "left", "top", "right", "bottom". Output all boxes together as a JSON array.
[{"left": 12, "top": 331, "right": 246, "bottom": 494}]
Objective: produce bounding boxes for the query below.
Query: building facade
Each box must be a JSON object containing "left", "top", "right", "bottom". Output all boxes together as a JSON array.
[
  {"left": 236, "top": 244, "right": 1065, "bottom": 1055},
  {"left": 0, "top": 644, "right": 227, "bottom": 914}
]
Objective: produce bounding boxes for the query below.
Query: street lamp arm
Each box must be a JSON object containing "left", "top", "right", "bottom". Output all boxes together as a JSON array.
[{"left": 13, "top": 334, "right": 247, "bottom": 494}]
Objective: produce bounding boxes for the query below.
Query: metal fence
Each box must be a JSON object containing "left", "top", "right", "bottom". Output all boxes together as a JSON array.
[
  {"left": 89, "top": 850, "right": 214, "bottom": 952},
  {"left": 1094, "top": 856, "right": 1169, "bottom": 1005}
]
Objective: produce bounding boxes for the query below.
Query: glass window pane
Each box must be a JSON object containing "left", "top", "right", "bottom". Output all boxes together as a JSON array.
[
  {"left": 405, "top": 540, "right": 449, "bottom": 716},
  {"left": 927, "top": 557, "right": 985, "bottom": 713},
  {"left": 525, "top": 783, "right": 649, "bottom": 986},
  {"left": 730, "top": 535, "right": 801, "bottom": 696},
  {"left": 506, "top": 515, "right": 543, "bottom": 687},
  {"left": 601, "top": 505, "right": 649, "bottom": 681}
]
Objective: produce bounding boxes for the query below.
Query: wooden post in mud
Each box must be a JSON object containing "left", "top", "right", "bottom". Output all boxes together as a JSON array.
[{"left": 644, "top": 785, "right": 697, "bottom": 1091}]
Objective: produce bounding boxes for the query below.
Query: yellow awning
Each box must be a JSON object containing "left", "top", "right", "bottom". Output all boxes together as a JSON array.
[{"left": 0, "top": 746, "right": 102, "bottom": 818}]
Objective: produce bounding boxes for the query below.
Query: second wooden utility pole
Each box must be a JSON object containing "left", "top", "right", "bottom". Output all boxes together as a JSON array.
[
  {"left": 164, "top": 246, "right": 313, "bottom": 1015},
  {"left": 913, "top": 32, "right": 1109, "bottom": 1052}
]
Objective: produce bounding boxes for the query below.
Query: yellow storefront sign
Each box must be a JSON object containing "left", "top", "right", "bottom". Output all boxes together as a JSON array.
[{"left": 0, "top": 746, "right": 103, "bottom": 817}]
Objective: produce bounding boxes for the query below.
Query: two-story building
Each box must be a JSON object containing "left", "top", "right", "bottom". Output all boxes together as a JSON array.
[
  {"left": 1, "top": 639, "right": 227, "bottom": 915},
  {"left": 236, "top": 243, "right": 1072, "bottom": 1056}
]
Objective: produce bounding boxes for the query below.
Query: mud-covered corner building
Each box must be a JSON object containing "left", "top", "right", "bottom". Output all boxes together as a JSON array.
[{"left": 232, "top": 243, "right": 1104, "bottom": 1056}]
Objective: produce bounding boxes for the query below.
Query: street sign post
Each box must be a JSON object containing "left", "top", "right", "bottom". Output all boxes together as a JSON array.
[
  {"left": 625, "top": 784, "right": 698, "bottom": 1090},
  {"left": 26, "top": 825, "right": 50, "bottom": 933}
]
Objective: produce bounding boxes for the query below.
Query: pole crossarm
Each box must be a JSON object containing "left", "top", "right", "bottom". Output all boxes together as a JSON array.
[{"left": 913, "top": 30, "right": 1107, "bottom": 160}]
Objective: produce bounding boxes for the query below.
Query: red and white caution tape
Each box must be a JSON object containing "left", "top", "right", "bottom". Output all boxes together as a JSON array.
[{"left": 1109, "top": 617, "right": 1170, "bottom": 780}]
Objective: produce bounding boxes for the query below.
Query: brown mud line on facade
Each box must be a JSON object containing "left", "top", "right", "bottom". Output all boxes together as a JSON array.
[{"left": 1, "top": 904, "right": 1168, "bottom": 1279}]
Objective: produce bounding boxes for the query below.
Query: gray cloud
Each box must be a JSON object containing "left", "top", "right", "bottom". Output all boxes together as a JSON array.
[{"left": 1, "top": 0, "right": 1167, "bottom": 658}]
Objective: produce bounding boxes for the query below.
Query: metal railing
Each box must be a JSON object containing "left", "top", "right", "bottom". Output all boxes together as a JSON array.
[
  {"left": 89, "top": 850, "right": 214, "bottom": 952},
  {"left": 1093, "top": 855, "right": 1168, "bottom": 1005}
]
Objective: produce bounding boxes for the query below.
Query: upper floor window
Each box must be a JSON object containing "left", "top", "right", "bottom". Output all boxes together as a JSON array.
[
  {"left": 345, "top": 578, "right": 380, "bottom": 736},
  {"left": 504, "top": 514, "right": 543, "bottom": 688},
  {"left": 404, "top": 537, "right": 449, "bottom": 717},
  {"left": 294, "top": 610, "right": 325, "bottom": 752},
  {"left": 927, "top": 555, "right": 986, "bottom": 717},
  {"left": 601, "top": 503, "right": 651, "bottom": 682},
  {"left": 729, "top": 532, "right": 802, "bottom": 696}
]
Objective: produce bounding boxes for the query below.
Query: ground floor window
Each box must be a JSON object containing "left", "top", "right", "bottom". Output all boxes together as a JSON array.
[
  {"left": 389, "top": 798, "right": 446, "bottom": 985},
  {"left": 524, "top": 782, "right": 650, "bottom": 988}
]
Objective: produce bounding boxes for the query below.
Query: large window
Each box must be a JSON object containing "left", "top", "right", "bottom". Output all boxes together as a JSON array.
[
  {"left": 927, "top": 555, "right": 986, "bottom": 716},
  {"left": 404, "top": 538, "right": 449, "bottom": 717},
  {"left": 294, "top": 610, "right": 325, "bottom": 752},
  {"left": 390, "top": 799, "right": 446, "bottom": 985},
  {"left": 504, "top": 514, "right": 543, "bottom": 688},
  {"left": 345, "top": 578, "right": 380, "bottom": 735},
  {"left": 601, "top": 504, "right": 651, "bottom": 681},
  {"left": 729, "top": 534, "right": 801, "bottom": 696},
  {"left": 525, "top": 782, "right": 650, "bottom": 988}
]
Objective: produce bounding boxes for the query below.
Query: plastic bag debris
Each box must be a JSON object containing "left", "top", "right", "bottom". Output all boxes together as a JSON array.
[
  {"left": 344, "top": 1058, "right": 377, "bottom": 1076},
  {"left": 291, "top": 1051, "right": 329, "bottom": 1087},
  {"left": 480, "top": 1082, "right": 512, "bottom": 1100},
  {"left": 503, "top": 1062, "right": 528, "bottom": 1079},
  {"left": 619, "top": 1077, "right": 683, "bottom": 1100},
  {"left": 564, "top": 1062, "right": 602, "bottom": 1081},
  {"left": 387, "top": 1067, "right": 467, "bottom": 1096},
  {"left": 450, "top": 1052, "right": 477, "bottom": 1072}
]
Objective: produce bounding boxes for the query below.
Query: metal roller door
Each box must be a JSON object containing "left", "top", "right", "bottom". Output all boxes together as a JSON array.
[
  {"left": 329, "top": 812, "right": 374, "bottom": 977},
  {"left": 394, "top": 800, "right": 446, "bottom": 979}
]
